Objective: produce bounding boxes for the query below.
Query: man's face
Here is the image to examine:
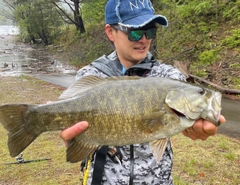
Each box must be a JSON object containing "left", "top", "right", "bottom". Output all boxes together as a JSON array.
[{"left": 106, "top": 23, "right": 156, "bottom": 68}]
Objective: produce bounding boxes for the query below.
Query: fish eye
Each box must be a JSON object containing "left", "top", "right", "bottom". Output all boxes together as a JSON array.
[{"left": 198, "top": 88, "right": 205, "bottom": 95}]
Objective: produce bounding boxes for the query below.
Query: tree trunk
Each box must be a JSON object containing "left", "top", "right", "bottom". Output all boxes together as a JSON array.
[
  {"left": 73, "top": 0, "right": 85, "bottom": 33},
  {"left": 173, "top": 60, "right": 240, "bottom": 95}
]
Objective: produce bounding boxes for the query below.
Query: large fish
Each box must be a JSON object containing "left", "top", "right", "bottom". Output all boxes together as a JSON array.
[{"left": 0, "top": 76, "right": 221, "bottom": 163}]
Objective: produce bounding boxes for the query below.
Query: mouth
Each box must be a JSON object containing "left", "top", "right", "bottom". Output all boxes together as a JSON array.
[
  {"left": 170, "top": 106, "right": 221, "bottom": 126},
  {"left": 171, "top": 108, "right": 186, "bottom": 118},
  {"left": 164, "top": 103, "right": 188, "bottom": 119},
  {"left": 134, "top": 46, "right": 146, "bottom": 51}
]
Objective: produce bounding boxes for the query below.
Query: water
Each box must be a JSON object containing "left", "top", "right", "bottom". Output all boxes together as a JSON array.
[
  {"left": 0, "top": 25, "right": 19, "bottom": 35},
  {"left": 219, "top": 97, "right": 240, "bottom": 140},
  {"left": 0, "top": 25, "right": 76, "bottom": 76},
  {"left": 0, "top": 34, "right": 52, "bottom": 76},
  {"left": 0, "top": 25, "right": 37, "bottom": 75}
]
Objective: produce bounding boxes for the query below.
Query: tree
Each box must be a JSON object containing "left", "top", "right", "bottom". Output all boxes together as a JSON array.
[
  {"left": 14, "top": 0, "right": 64, "bottom": 44},
  {"left": 50, "top": 0, "right": 85, "bottom": 33},
  {"left": 81, "top": 0, "right": 107, "bottom": 25}
]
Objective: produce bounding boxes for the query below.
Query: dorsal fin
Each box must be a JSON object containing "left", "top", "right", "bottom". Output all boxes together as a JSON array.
[
  {"left": 59, "top": 75, "right": 107, "bottom": 100},
  {"left": 59, "top": 75, "right": 142, "bottom": 100}
]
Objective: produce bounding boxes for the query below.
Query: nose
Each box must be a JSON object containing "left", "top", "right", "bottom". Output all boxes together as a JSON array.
[{"left": 138, "top": 34, "right": 147, "bottom": 42}]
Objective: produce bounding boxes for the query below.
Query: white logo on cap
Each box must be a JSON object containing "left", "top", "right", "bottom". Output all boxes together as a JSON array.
[{"left": 129, "top": 0, "right": 146, "bottom": 11}]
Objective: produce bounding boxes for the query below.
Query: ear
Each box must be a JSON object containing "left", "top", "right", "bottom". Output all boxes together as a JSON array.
[{"left": 105, "top": 24, "right": 115, "bottom": 42}]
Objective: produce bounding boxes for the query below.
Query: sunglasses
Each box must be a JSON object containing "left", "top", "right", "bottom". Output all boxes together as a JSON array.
[{"left": 112, "top": 25, "right": 157, "bottom": 42}]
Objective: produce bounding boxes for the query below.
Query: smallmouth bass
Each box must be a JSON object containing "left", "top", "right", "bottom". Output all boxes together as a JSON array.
[{"left": 0, "top": 76, "right": 222, "bottom": 163}]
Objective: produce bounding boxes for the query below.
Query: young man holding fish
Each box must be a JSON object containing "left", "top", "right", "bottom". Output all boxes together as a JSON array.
[{"left": 60, "top": 0, "right": 225, "bottom": 184}]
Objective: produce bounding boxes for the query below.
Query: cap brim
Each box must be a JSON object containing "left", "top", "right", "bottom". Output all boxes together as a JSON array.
[{"left": 119, "top": 14, "right": 168, "bottom": 28}]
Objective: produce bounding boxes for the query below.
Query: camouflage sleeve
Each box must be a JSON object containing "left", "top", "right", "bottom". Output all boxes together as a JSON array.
[
  {"left": 75, "top": 64, "right": 108, "bottom": 81},
  {"left": 147, "top": 62, "right": 186, "bottom": 81}
]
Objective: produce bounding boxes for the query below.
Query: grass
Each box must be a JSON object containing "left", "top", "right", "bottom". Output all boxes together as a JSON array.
[
  {"left": 0, "top": 75, "right": 239, "bottom": 184},
  {"left": 171, "top": 134, "right": 240, "bottom": 185},
  {"left": 0, "top": 75, "right": 81, "bottom": 185}
]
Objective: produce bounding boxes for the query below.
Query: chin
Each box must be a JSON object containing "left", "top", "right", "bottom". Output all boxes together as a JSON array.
[{"left": 133, "top": 54, "right": 147, "bottom": 62}]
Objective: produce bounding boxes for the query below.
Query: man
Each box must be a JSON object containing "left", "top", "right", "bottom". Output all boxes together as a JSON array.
[{"left": 60, "top": 0, "right": 225, "bottom": 184}]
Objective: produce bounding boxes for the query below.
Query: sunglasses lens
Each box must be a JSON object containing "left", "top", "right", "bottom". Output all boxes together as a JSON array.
[
  {"left": 129, "top": 30, "right": 144, "bottom": 41},
  {"left": 128, "top": 28, "right": 157, "bottom": 41},
  {"left": 146, "top": 28, "right": 156, "bottom": 39}
]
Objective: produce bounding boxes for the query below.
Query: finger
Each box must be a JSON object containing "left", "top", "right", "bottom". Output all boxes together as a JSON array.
[
  {"left": 183, "top": 115, "right": 226, "bottom": 141},
  {"left": 199, "top": 115, "right": 225, "bottom": 136},
  {"left": 201, "top": 115, "right": 225, "bottom": 136},
  {"left": 202, "top": 120, "right": 218, "bottom": 136},
  {"left": 219, "top": 115, "right": 226, "bottom": 124},
  {"left": 182, "top": 126, "right": 199, "bottom": 140},
  {"left": 59, "top": 121, "right": 89, "bottom": 141},
  {"left": 194, "top": 118, "right": 221, "bottom": 140}
]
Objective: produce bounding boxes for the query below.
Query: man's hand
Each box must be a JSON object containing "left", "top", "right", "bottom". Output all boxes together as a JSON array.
[
  {"left": 59, "top": 121, "right": 89, "bottom": 146},
  {"left": 182, "top": 115, "right": 226, "bottom": 140}
]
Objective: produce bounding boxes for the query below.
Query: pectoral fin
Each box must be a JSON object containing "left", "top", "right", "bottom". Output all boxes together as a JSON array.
[
  {"left": 67, "top": 139, "right": 100, "bottom": 163},
  {"left": 150, "top": 138, "right": 168, "bottom": 163}
]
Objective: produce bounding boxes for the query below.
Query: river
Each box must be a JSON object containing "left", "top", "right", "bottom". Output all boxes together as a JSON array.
[
  {"left": 0, "top": 25, "right": 239, "bottom": 140},
  {"left": 0, "top": 25, "right": 76, "bottom": 76},
  {"left": 219, "top": 97, "right": 240, "bottom": 139},
  {"left": 0, "top": 25, "right": 19, "bottom": 35}
]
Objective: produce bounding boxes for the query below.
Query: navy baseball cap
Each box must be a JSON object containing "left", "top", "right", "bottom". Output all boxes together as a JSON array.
[{"left": 105, "top": 0, "right": 168, "bottom": 28}]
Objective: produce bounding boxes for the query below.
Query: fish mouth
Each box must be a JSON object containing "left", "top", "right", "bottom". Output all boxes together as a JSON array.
[
  {"left": 171, "top": 108, "right": 186, "bottom": 118},
  {"left": 170, "top": 104, "right": 221, "bottom": 126},
  {"left": 169, "top": 107, "right": 196, "bottom": 129}
]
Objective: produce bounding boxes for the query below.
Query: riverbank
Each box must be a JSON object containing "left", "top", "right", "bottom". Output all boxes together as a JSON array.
[
  {"left": 0, "top": 35, "right": 77, "bottom": 76},
  {"left": 2, "top": 34, "right": 240, "bottom": 101}
]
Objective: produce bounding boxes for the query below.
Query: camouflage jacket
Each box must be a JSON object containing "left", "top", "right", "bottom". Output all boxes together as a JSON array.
[{"left": 76, "top": 51, "right": 185, "bottom": 185}]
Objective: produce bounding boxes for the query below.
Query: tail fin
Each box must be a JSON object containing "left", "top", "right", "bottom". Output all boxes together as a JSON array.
[{"left": 0, "top": 104, "right": 39, "bottom": 157}]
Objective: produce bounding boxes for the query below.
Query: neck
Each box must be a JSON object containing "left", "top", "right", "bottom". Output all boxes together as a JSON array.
[
  {"left": 121, "top": 61, "right": 139, "bottom": 69},
  {"left": 117, "top": 56, "right": 142, "bottom": 69}
]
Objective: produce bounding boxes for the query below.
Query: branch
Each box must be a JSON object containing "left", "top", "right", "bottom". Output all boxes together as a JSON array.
[
  {"left": 2, "top": 0, "right": 16, "bottom": 11},
  {"left": 189, "top": 74, "right": 240, "bottom": 95},
  {"left": 62, "top": 0, "right": 75, "bottom": 12},
  {"left": 173, "top": 60, "right": 240, "bottom": 95},
  {"left": 52, "top": 1, "right": 78, "bottom": 25}
]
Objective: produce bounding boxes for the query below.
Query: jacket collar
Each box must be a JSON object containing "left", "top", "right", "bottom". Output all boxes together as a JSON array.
[{"left": 91, "top": 51, "right": 156, "bottom": 76}]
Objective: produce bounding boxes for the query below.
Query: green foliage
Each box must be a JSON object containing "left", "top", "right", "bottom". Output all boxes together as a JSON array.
[
  {"left": 198, "top": 49, "right": 219, "bottom": 64},
  {"left": 229, "top": 62, "right": 240, "bottom": 69},
  {"left": 231, "top": 78, "right": 240, "bottom": 88},
  {"left": 175, "top": 0, "right": 219, "bottom": 21},
  {"left": 151, "top": 0, "right": 240, "bottom": 69},
  {"left": 177, "top": 4, "right": 195, "bottom": 19},
  {"left": 82, "top": 0, "right": 107, "bottom": 25},
  {"left": 14, "top": 0, "right": 64, "bottom": 44},
  {"left": 55, "top": 23, "right": 112, "bottom": 68},
  {"left": 221, "top": 29, "right": 240, "bottom": 49},
  {"left": 223, "top": 1, "right": 240, "bottom": 23},
  {"left": 194, "top": 1, "right": 213, "bottom": 15},
  {"left": 224, "top": 153, "right": 235, "bottom": 160}
]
